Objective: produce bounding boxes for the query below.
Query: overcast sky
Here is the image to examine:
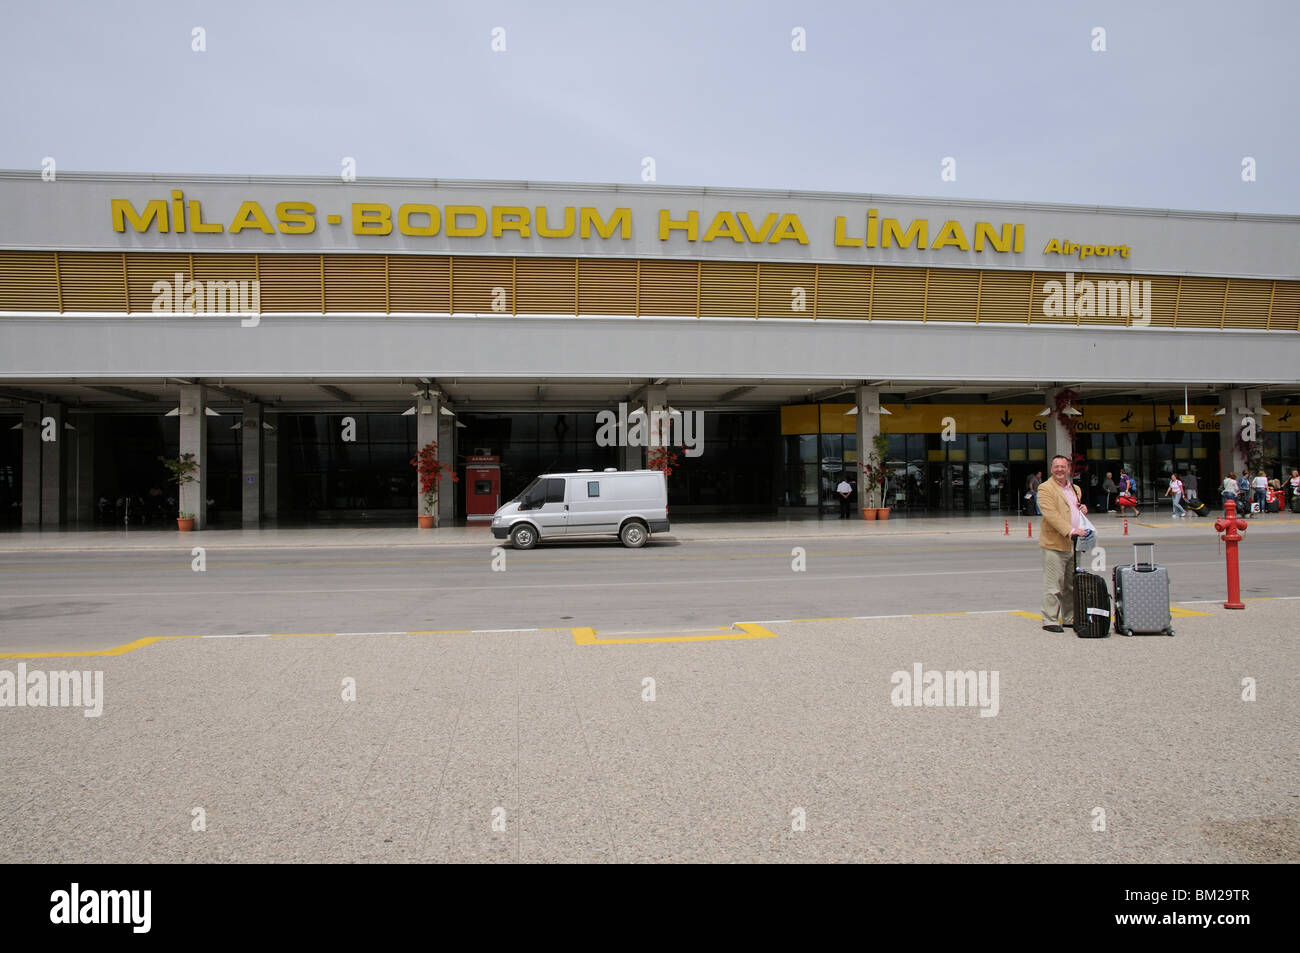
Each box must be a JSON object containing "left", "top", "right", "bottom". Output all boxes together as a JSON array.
[{"left": 2, "top": 0, "right": 1297, "bottom": 214}]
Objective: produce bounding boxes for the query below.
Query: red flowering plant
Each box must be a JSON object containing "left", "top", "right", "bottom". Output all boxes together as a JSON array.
[
  {"left": 646, "top": 445, "right": 682, "bottom": 477},
  {"left": 410, "top": 440, "right": 458, "bottom": 514}
]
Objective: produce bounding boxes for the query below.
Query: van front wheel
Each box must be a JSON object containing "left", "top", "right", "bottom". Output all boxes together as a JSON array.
[
  {"left": 620, "top": 521, "right": 648, "bottom": 548},
  {"left": 510, "top": 524, "right": 538, "bottom": 550}
]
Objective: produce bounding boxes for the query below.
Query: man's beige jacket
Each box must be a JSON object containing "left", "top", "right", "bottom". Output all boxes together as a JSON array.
[{"left": 1038, "top": 478, "right": 1082, "bottom": 552}]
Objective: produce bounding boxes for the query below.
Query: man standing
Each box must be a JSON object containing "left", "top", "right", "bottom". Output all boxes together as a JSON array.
[
  {"left": 1102, "top": 471, "right": 1117, "bottom": 513},
  {"left": 1183, "top": 468, "right": 1199, "bottom": 503},
  {"left": 836, "top": 475, "right": 853, "bottom": 519},
  {"left": 1039, "top": 454, "right": 1089, "bottom": 633}
]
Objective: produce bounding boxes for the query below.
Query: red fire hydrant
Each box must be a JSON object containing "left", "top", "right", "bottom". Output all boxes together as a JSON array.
[{"left": 1214, "top": 499, "right": 1248, "bottom": 609}]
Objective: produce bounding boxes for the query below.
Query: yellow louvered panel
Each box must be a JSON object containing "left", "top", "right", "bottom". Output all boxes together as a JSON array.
[
  {"left": 699, "top": 261, "right": 757, "bottom": 318},
  {"left": 979, "top": 270, "right": 1034, "bottom": 323},
  {"left": 1029, "top": 272, "right": 1072, "bottom": 326},
  {"left": 1223, "top": 278, "right": 1273, "bottom": 330},
  {"left": 814, "top": 264, "right": 871, "bottom": 320},
  {"left": 1143, "top": 276, "right": 1180, "bottom": 328},
  {"left": 925, "top": 268, "right": 980, "bottom": 323},
  {"left": 257, "top": 254, "right": 322, "bottom": 312},
  {"left": 577, "top": 258, "right": 638, "bottom": 315},
  {"left": 758, "top": 263, "right": 817, "bottom": 319},
  {"left": 124, "top": 254, "right": 190, "bottom": 312},
  {"left": 192, "top": 254, "right": 258, "bottom": 284},
  {"left": 1174, "top": 276, "right": 1226, "bottom": 328},
  {"left": 324, "top": 255, "right": 387, "bottom": 312},
  {"left": 58, "top": 252, "right": 128, "bottom": 311},
  {"left": 451, "top": 256, "right": 514, "bottom": 314},
  {"left": 870, "top": 266, "right": 927, "bottom": 322},
  {"left": 388, "top": 256, "right": 450, "bottom": 312},
  {"left": 638, "top": 260, "right": 698, "bottom": 316},
  {"left": 515, "top": 257, "right": 575, "bottom": 314},
  {"left": 0, "top": 251, "right": 59, "bottom": 311},
  {"left": 1272, "top": 280, "right": 1300, "bottom": 330}
]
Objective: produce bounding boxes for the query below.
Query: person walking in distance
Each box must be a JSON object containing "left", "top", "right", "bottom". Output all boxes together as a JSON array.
[
  {"left": 1166, "top": 473, "right": 1187, "bottom": 519},
  {"left": 1101, "top": 471, "right": 1117, "bottom": 514},
  {"left": 1038, "top": 455, "right": 1090, "bottom": 632},
  {"left": 1183, "top": 468, "right": 1199, "bottom": 503},
  {"left": 1253, "top": 469, "right": 1269, "bottom": 516},
  {"left": 1222, "top": 472, "right": 1238, "bottom": 513},
  {"left": 1025, "top": 470, "right": 1042, "bottom": 516},
  {"left": 1116, "top": 469, "right": 1140, "bottom": 518},
  {"left": 836, "top": 474, "right": 853, "bottom": 519},
  {"left": 1288, "top": 469, "right": 1300, "bottom": 510}
]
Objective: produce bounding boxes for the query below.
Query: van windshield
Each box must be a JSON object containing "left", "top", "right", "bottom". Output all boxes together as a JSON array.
[{"left": 511, "top": 478, "right": 541, "bottom": 504}]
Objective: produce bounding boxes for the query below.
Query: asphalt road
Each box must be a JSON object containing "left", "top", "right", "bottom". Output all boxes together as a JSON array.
[{"left": 1, "top": 531, "right": 1295, "bottom": 652}]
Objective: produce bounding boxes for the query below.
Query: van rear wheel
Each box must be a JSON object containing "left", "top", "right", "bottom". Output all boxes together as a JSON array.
[
  {"left": 620, "top": 521, "right": 647, "bottom": 548},
  {"left": 510, "top": 524, "right": 538, "bottom": 550}
]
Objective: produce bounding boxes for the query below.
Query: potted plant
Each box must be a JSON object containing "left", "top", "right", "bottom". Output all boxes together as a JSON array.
[
  {"left": 159, "top": 453, "right": 200, "bottom": 530},
  {"left": 410, "top": 440, "right": 458, "bottom": 527},
  {"left": 860, "top": 432, "right": 891, "bottom": 520}
]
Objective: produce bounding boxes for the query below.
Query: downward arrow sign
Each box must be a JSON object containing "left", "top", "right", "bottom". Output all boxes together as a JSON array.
[{"left": 1000, "top": 411, "right": 1013, "bottom": 427}]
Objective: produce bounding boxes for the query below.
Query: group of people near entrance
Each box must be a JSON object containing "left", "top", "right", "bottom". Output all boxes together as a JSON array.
[{"left": 1037, "top": 456, "right": 1300, "bottom": 631}]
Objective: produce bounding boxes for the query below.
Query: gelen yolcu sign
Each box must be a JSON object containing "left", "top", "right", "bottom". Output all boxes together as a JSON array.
[{"left": 788, "top": 405, "right": 1296, "bottom": 435}]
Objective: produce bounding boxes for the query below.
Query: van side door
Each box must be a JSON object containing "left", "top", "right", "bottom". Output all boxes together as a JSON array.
[
  {"left": 566, "top": 477, "right": 615, "bottom": 535},
  {"left": 531, "top": 477, "right": 569, "bottom": 536}
]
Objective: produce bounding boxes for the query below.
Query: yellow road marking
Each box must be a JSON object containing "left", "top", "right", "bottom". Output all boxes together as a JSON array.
[
  {"left": 1170, "top": 607, "right": 1213, "bottom": 617},
  {"left": 1009, "top": 611, "right": 1040, "bottom": 619},
  {"left": 571, "top": 622, "right": 778, "bottom": 646},
  {"left": 0, "top": 636, "right": 194, "bottom": 659}
]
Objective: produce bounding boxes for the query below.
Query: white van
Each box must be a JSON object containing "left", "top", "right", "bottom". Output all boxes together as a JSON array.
[{"left": 490, "top": 469, "right": 669, "bottom": 549}]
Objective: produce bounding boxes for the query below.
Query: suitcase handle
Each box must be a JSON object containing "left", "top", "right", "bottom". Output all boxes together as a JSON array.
[{"left": 1133, "top": 541, "right": 1155, "bottom": 569}]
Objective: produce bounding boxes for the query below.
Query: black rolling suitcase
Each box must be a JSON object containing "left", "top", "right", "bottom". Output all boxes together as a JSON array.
[
  {"left": 1187, "top": 498, "right": 1209, "bottom": 517},
  {"left": 1072, "top": 543, "right": 1111, "bottom": 638},
  {"left": 1291, "top": 492, "right": 1300, "bottom": 514}
]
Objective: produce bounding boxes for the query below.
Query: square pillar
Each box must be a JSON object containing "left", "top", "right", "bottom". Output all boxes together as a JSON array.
[
  {"left": 178, "top": 385, "right": 208, "bottom": 529},
  {"left": 438, "top": 408, "right": 457, "bottom": 524},
  {"left": 241, "top": 403, "right": 264, "bottom": 526},
  {"left": 74, "top": 415, "right": 95, "bottom": 523},
  {"left": 415, "top": 394, "right": 440, "bottom": 520},
  {"left": 1045, "top": 387, "right": 1075, "bottom": 467},
  {"left": 40, "top": 403, "right": 66, "bottom": 527},
  {"left": 21, "top": 403, "right": 41, "bottom": 527},
  {"left": 1219, "top": 388, "right": 1263, "bottom": 477},
  {"left": 856, "top": 385, "right": 882, "bottom": 507},
  {"left": 263, "top": 413, "right": 279, "bottom": 521}
]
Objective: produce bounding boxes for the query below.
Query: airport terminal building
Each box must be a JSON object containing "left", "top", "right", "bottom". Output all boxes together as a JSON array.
[{"left": 2, "top": 171, "right": 1299, "bottom": 528}]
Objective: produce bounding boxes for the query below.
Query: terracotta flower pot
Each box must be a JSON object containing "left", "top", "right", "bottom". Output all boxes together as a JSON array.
[
  {"left": 877, "top": 508, "right": 891, "bottom": 521},
  {"left": 861, "top": 508, "right": 877, "bottom": 520},
  {"left": 417, "top": 514, "right": 435, "bottom": 529},
  {"left": 177, "top": 518, "right": 194, "bottom": 531}
]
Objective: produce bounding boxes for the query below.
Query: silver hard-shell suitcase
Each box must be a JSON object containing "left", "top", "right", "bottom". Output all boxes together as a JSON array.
[{"left": 1112, "top": 542, "right": 1173, "bottom": 637}]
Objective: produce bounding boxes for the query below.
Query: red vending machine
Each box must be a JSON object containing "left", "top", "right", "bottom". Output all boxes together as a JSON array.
[{"left": 465, "top": 454, "right": 501, "bottom": 521}]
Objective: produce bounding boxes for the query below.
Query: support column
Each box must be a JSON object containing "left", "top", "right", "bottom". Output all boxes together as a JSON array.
[
  {"left": 416, "top": 393, "right": 440, "bottom": 522},
  {"left": 241, "top": 403, "right": 263, "bottom": 526},
  {"left": 40, "top": 403, "right": 66, "bottom": 527},
  {"left": 74, "top": 415, "right": 95, "bottom": 524},
  {"left": 21, "top": 403, "right": 41, "bottom": 527},
  {"left": 1218, "top": 388, "right": 1263, "bottom": 477},
  {"left": 641, "top": 384, "right": 669, "bottom": 466},
  {"left": 263, "top": 413, "right": 279, "bottom": 521},
  {"left": 438, "top": 405, "right": 457, "bottom": 525},
  {"left": 178, "top": 385, "right": 208, "bottom": 529},
  {"left": 1044, "top": 387, "right": 1075, "bottom": 468},
  {"left": 856, "top": 385, "right": 882, "bottom": 508}
]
